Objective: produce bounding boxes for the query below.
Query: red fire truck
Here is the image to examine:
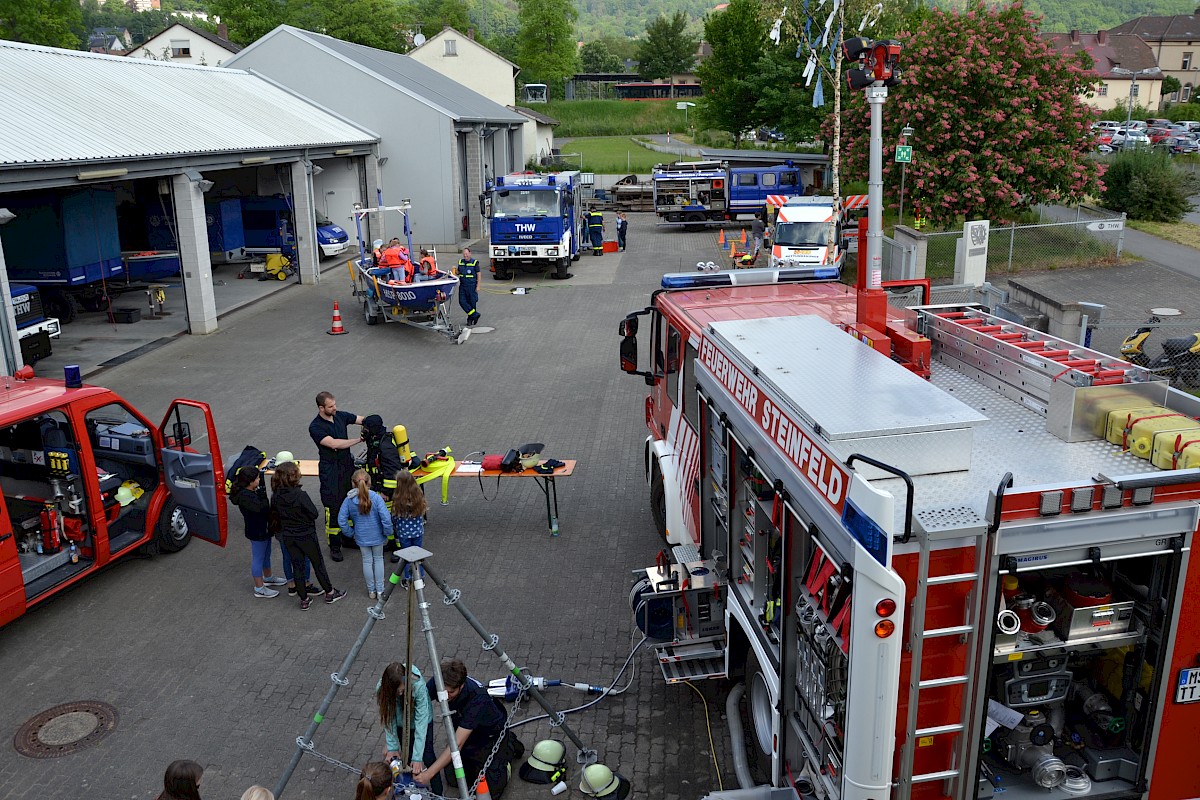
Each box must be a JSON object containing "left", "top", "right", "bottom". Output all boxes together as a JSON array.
[
  {"left": 0, "top": 369, "right": 226, "bottom": 627},
  {"left": 620, "top": 266, "right": 1200, "bottom": 800}
]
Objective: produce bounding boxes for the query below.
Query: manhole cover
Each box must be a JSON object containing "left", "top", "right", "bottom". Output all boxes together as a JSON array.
[{"left": 13, "top": 701, "right": 118, "bottom": 758}]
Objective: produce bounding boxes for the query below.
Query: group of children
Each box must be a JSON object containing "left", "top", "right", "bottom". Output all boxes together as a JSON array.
[
  {"left": 230, "top": 456, "right": 428, "bottom": 609},
  {"left": 371, "top": 238, "right": 441, "bottom": 284}
]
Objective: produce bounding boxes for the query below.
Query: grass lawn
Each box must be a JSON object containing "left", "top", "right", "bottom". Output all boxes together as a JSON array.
[
  {"left": 555, "top": 136, "right": 667, "bottom": 173},
  {"left": 1128, "top": 219, "right": 1200, "bottom": 249},
  {"left": 545, "top": 99, "right": 684, "bottom": 137}
]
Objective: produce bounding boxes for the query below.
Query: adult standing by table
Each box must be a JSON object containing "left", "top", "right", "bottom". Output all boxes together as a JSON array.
[
  {"left": 751, "top": 215, "right": 766, "bottom": 258},
  {"left": 615, "top": 211, "right": 628, "bottom": 251},
  {"left": 309, "top": 390, "right": 363, "bottom": 562},
  {"left": 455, "top": 248, "right": 481, "bottom": 327}
]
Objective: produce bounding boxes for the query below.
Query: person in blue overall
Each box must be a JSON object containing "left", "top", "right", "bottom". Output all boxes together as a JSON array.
[
  {"left": 587, "top": 208, "right": 605, "bottom": 256},
  {"left": 455, "top": 248, "right": 481, "bottom": 327}
]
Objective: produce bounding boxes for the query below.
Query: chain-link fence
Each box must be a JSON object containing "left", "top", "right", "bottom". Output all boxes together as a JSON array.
[
  {"left": 920, "top": 207, "right": 1126, "bottom": 279},
  {"left": 884, "top": 282, "right": 1008, "bottom": 312},
  {"left": 1088, "top": 316, "right": 1200, "bottom": 361}
]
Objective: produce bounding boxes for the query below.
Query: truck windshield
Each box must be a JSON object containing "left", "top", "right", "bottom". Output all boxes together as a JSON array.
[
  {"left": 491, "top": 189, "right": 560, "bottom": 218},
  {"left": 774, "top": 221, "right": 830, "bottom": 247}
]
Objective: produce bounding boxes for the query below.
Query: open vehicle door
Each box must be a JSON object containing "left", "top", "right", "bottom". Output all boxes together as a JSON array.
[{"left": 158, "top": 400, "right": 227, "bottom": 546}]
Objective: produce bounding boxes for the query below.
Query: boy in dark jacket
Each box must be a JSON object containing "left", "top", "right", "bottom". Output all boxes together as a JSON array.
[{"left": 270, "top": 462, "right": 346, "bottom": 610}]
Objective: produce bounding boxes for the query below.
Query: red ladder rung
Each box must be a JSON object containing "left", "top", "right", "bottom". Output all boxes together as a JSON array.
[
  {"left": 1063, "top": 359, "right": 1100, "bottom": 369},
  {"left": 1013, "top": 341, "right": 1048, "bottom": 350},
  {"left": 993, "top": 332, "right": 1024, "bottom": 341},
  {"left": 1042, "top": 349, "right": 1071, "bottom": 359},
  {"left": 1093, "top": 376, "right": 1126, "bottom": 385},
  {"left": 936, "top": 312, "right": 969, "bottom": 319},
  {"left": 1093, "top": 370, "right": 1126, "bottom": 380},
  {"left": 976, "top": 325, "right": 1004, "bottom": 334}
]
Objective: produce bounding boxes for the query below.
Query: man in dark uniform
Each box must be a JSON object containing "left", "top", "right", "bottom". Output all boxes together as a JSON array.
[
  {"left": 308, "top": 391, "right": 363, "bottom": 562},
  {"left": 415, "top": 659, "right": 524, "bottom": 799},
  {"left": 587, "top": 207, "right": 604, "bottom": 256},
  {"left": 455, "top": 248, "right": 481, "bottom": 327}
]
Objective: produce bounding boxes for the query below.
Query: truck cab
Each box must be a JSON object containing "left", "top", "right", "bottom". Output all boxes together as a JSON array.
[
  {"left": 768, "top": 196, "right": 865, "bottom": 270},
  {"left": 8, "top": 283, "right": 60, "bottom": 365},
  {"left": 0, "top": 372, "right": 226, "bottom": 627},
  {"left": 484, "top": 171, "right": 581, "bottom": 279}
]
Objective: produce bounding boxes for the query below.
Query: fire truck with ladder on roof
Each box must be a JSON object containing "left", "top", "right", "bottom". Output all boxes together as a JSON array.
[{"left": 618, "top": 234, "right": 1200, "bottom": 800}]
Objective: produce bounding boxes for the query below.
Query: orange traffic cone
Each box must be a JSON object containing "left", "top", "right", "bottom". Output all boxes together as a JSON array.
[
  {"left": 328, "top": 301, "right": 348, "bottom": 335},
  {"left": 718, "top": 229, "right": 726, "bottom": 246},
  {"left": 740, "top": 228, "right": 747, "bottom": 244},
  {"left": 729, "top": 241, "right": 737, "bottom": 258},
  {"left": 476, "top": 776, "right": 493, "bottom": 800}
]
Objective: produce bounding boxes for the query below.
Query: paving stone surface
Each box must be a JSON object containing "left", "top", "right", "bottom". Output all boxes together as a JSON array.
[{"left": 0, "top": 213, "right": 735, "bottom": 800}]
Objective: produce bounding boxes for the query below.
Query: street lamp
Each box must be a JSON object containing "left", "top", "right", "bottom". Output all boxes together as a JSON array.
[
  {"left": 898, "top": 124, "right": 914, "bottom": 227},
  {"left": 1110, "top": 67, "right": 1159, "bottom": 148}
]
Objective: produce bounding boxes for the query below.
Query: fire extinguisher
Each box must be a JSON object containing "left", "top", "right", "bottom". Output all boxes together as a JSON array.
[{"left": 40, "top": 504, "right": 62, "bottom": 554}]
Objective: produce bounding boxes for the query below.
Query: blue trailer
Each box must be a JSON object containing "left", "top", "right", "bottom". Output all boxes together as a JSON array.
[
  {"left": 483, "top": 171, "right": 583, "bottom": 280},
  {"left": 652, "top": 160, "right": 803, "bottom": 230},
  {"left": 0, "top": 189, "right": 124, "bottom": 321}
]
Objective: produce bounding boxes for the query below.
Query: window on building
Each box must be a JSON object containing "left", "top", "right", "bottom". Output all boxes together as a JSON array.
[
  {"left": 169, "top": 39, "right": 190, "bottom": 57},
  {"left": 1184, "top": 52, "right": 1193, "bottom": 70},
  {"left": 1185, "top": 83, "right": 1194, "bottom": 102},
  {"left": 444, "top": 39, "right": 457, "bottom": 56},
  {"left": 1098, "top": 84, "right": 1108, "bottom": 97}
]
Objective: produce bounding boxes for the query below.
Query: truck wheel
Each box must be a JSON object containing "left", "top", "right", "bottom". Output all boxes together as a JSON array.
[
  {"left": 556, "top": 257, "right": 571, "bottom": 279},
  {"left": 492, "top": 267, "right": 511, "bottom": 280},
  {"left": 42, "top": 289, "right": 78, "bottom": 324},
  {"left": 684, "top": 212, "right": 706, "bottom": 233},
  {"left": 650, "top": 468, "right": 667, "bottom": 541},
  {"left": 572, "top": 250, "right": 581, "bottom": 262},
  {"left": 154, "top": 500, "right": 192, "bottom": 554},
  {"left": 741, "top": 648, "right": 775, "bottom": 783},
  {"left": 364, "top": 300, "right": 379, "bottom": 326}
]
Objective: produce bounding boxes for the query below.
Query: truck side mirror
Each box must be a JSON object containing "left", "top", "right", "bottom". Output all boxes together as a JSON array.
[
  {"left": 479, "top": 194, "right": 491, "bottom": 219},
  {"left": 170, "top": 421, "right": 191, "bottom": 448},
  {"left": 619, "top": 315, "right": 639, "bottom": 337},
  {"left": 620, "top": 335, "right": 639, "bottom": 374}
]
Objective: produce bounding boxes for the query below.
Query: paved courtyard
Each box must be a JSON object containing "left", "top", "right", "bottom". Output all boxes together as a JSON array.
[{"left": 0, "top": 213, "right": 735, "bottom": 800}]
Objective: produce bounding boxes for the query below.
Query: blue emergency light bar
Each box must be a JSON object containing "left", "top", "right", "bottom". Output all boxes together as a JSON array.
[{"left": 661, "top": 265, "right": 841, "bottom": 289}]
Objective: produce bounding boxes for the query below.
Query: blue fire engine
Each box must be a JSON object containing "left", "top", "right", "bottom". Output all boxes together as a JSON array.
[{"left": 483, "top": 171, "right": 584, "bottom": 280}]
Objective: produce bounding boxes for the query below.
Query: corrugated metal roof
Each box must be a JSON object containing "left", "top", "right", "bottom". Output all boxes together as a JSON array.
[
  {"left": 254, "top": 27, "right": 526, "bottom": 125},
  {"left": 0, "top": 40, "right": 377, "bottom": 167}
]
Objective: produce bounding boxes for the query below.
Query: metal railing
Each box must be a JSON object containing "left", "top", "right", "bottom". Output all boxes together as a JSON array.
[{"left": 920, "top": 207, "right": 1126, "bottom": 278}]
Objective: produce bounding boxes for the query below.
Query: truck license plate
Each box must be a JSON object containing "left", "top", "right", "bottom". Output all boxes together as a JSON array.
[{"left": 1177, "top": 667, "right": 1200, "bottom": 703}]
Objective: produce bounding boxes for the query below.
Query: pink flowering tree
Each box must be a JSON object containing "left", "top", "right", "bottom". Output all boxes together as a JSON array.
[{"left": 837, "top": 2, "right": 1104, "bottom": 227}]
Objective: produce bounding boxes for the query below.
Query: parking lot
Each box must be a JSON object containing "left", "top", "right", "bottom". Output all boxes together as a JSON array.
[{"left": 0, "top": 214, "right": 734, "bottom": 799}]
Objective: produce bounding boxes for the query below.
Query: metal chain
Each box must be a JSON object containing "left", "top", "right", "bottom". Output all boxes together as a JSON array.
[
  {"left": 294, "top": 737, "right": 361, "bottom": 774},
  {"left": 468, "top": 683, "right": 527, "bottom": 798}
]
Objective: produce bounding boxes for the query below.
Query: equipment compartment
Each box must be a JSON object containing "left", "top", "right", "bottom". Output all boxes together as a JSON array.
[{"left": 977, "top": 553, "right": 1177, "bottom": 800}]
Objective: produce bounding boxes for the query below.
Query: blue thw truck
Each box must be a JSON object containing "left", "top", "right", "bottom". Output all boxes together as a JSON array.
[
  {"left": 652, "top": 160, "right": 803, "bottom": 230},
  {"left": 483, "top": 171, "right": 583, "bottom": 280}
]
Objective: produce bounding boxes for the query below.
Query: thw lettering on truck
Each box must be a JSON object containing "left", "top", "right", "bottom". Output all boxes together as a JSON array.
[{"left": 699, "top": 336, "right": 847, "bottom": 511}]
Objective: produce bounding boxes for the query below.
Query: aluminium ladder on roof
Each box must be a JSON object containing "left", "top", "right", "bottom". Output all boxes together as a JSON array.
[{"left": 894, "top": 508, "right": 994, "bottom": 800}]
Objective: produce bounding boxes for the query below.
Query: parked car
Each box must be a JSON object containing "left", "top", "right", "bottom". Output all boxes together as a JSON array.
[
  {"left": 1146, "top": 117, "right": 1172, "bottom": 129},
  {"left": 1147, "top": 126, "right": 1174, "bottom": 144},
  {"left": 1092, "top": 120, "right": 1122, "bottom": 132},
  {"left": 1158, "top": 135, "right": 1200, "bottom": 155},
  {"left": 1127, "top": 120, "right": 1149, "bottom": 130},
  {"left": 1177, "top": 120, "right": 1200, "bottom": 133},
  {"left": 1112, "top": 128, "right": 1151, "bottom": 147}
]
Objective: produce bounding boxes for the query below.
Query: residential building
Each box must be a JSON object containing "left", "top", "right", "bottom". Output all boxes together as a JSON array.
[
  {"left": 126, "top": 22, "right": 241, "bottom": 66},
  {"left": 409, "top": 27, "right": 518, "bottom": 108},
  {"left": 88, "top": 27, "right": 132, "bottom": 54},
  {"left": 1112, "top": 10, "right": 1200, "bottom": 102},
  {"left": 1043, "top": 30, "right": 1163, "bottom": 112},
  {"left": 511, "top": 105, "right": 560, "bottom": 167},
  {"left": 225, "top": 26, "right": 527, "bottom": 245}
]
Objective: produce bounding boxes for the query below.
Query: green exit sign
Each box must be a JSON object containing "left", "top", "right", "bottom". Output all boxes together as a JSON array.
[{"left": 895, "top": 145, "right": 913, "bottom": 163}]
